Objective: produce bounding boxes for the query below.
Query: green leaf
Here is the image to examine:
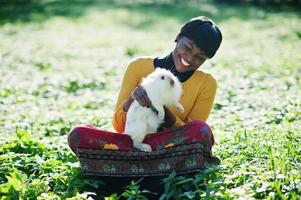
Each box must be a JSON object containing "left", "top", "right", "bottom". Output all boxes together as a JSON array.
[{"left": 15, "top": 129, "right": 31, "bottom": 141}]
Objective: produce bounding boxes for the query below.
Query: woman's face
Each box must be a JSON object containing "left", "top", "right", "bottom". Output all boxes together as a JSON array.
[{"left": 172, "top": 36, "right": 208, "bottom": 73}]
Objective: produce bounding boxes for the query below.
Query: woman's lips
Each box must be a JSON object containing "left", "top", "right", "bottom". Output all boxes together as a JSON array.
[
  {"left": 175, "top": 55, "right": 191, "bottom": 72},
  {"left": 180, "top": 57, "right": 190, "bottom": 66}
]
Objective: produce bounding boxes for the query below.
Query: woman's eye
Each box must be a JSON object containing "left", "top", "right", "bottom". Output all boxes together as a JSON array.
[
  {"left": 161, "top": 76, "right": 165, "bottom": 80},
  {"left": 184, "top": 44, "right": 192, "bottom": 52}
]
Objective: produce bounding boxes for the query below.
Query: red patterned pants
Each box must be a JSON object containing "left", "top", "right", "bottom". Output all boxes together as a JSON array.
[{"left": 68, "top": 120, "right": 215, "bottom": 154}]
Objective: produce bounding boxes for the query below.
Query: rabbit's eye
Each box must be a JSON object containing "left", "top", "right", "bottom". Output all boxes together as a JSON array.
[{"left": 161, "top": 76, "right": 165, "bottom": 80}]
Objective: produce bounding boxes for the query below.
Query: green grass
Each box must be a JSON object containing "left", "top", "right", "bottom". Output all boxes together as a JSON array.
[{"left": 1, "top": 0, "right": 301, "bottom": 199}]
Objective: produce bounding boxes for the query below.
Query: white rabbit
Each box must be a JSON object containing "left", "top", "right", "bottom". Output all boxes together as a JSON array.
[{"left": 125, "top": 68, "right": 184, "bottom": 152}]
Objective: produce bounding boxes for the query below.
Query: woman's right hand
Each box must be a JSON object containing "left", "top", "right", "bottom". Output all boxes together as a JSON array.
[
  {"left": 122, "top": 85, "right": 151, "bottom": 112},
  {"left": 131, "top": 85, "right": 151, "bottom": 108}
]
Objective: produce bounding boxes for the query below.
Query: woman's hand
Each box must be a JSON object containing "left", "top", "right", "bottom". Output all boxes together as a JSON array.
[
  {"left": 122, "top": 85, "right": 151, "bottom": 112},
  {"left": 162, "top": 106, "right": 176, "bottom": 128},
  {"left": 131, "top": 85, "right": 151, "bottom": 108}
]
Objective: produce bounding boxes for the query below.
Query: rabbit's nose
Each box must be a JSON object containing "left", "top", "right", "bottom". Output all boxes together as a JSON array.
[{"left": 170, "top": 78, "right": 174, "bottom": 86}]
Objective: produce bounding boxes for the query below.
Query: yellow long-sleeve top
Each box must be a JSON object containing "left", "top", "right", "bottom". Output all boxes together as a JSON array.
[{"left": 112, "top": 57, "right": 217, "bottom": 133}]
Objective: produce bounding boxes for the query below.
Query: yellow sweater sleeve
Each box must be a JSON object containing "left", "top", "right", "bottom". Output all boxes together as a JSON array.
[
  {"left": 174, "top": 74, "right": 217, "bottom": 127},
  {"left": 112, "top": 59, "right": 141, "bottom": 133},
  {"left": 185, "top": 74, "right": 217, "bottom": 123},
  {"left": 174, "top": 116, "right": 186, "bottom": 127}
]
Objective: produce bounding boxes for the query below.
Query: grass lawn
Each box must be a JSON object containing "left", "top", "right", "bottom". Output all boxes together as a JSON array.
[{"left": 0, "top": 0, "right": 300, "bottom": 199}]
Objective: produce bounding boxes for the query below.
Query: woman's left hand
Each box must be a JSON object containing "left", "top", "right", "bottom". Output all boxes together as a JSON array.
[{"left": 162, "top": 106, "right": 176, "bottom": 128}]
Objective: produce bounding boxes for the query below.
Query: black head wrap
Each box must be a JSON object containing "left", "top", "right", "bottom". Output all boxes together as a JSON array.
[{"left": 177, "top": 16, "right": 222, "bottom": 58}]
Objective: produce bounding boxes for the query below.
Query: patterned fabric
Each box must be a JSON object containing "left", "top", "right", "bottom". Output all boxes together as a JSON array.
[
  {"left": 77, "top": 143, "right": 219, "bottom": 177},
  {"left": 68, "top": 121, "right": 219, "bottom": 177}
]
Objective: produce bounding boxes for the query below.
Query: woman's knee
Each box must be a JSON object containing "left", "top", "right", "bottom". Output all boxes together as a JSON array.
[
  {"left": 186, "top": 120, "right": 214, "bottom": 145},
  {"left": 189, "top": 120, "right": 212, "bottom": 135},
  {"left": 67, "top": 124, "right": 87, "bottom": 150}
]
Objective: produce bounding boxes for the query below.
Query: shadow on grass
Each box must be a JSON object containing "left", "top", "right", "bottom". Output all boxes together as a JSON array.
[{"left": 0, "top": 0, "right": 300, "bottom": 27}]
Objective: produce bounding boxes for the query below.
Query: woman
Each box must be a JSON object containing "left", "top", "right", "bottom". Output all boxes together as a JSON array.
[{"left": 68, "top": 16, "right": 222, "bottom": 196}]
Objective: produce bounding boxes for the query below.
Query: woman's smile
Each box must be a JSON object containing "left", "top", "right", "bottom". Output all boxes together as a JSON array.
[{"left": 180, "top": 57, "right": 190, "bottom": 67}]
